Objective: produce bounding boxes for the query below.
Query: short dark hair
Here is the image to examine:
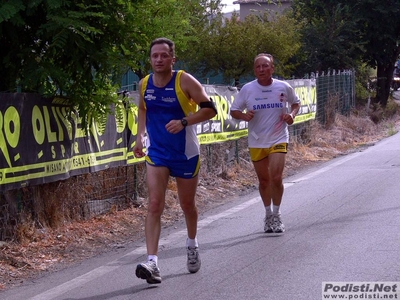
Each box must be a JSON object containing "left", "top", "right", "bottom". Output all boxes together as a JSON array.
[{"left": 150, "top": 37, "right": 175, "bottom": 57}]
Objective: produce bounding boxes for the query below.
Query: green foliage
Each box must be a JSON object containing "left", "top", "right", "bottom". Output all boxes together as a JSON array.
[
  {"left": 0, "top": 0, "right": 145, "bottom": 127},
  {"left": 0, "top": 0, "right": 226, "bottom": 126},
  {"left": 183, "top": 10, "right": 301, "bottom": 86},
  {"left": 349, "top": 0, "right": 400, "bottom": 107},
  {"left": 354, "top": 64, "right": 374, "bottom": 105},
  {"left": 292, "top": 0, "right": 400, "bottom": 107},
  {"left": 291, "top": 1, "right": 361, "bottom": 74},
  {"left": 128, "top": 0, "right": 223, "bottom": 79}
]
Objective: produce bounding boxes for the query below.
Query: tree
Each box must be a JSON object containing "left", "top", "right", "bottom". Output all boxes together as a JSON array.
[
  {"left": 183, "top": 11, "right": 301, "bottom": 86},
  {"left": 291, "top": 1, "right": 362, "bottom": 74},
  {"left": 0, "top": 0, "right": 222, "bottom": 125},
  {"left": 0, "top": 0, "right": 147, "bottom": 125},
  {"left": 128, "top": 0, "right": 224, "bottom": 80},
  {"left": 350, "top": 0, "right": 400, "bottom": 106},
  {"left": 292, "top": 0, "right": 400, "bottom": 106}
]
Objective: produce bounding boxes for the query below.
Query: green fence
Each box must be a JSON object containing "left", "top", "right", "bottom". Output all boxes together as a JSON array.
[{"left": 291, "top": 69, "right": 355, "bottom": 138}]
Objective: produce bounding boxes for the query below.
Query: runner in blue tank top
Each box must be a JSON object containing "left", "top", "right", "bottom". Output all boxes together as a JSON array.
[
  {"left": 143, "top": 70, "right": 200, "bottom": 163},
  {"left": 133, "top": 37, "right": 217, "bottom": 284}
]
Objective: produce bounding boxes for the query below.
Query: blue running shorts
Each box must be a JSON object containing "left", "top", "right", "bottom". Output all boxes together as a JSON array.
[{"left": 145, "top": 155, "right": 200, "bottom": 178}]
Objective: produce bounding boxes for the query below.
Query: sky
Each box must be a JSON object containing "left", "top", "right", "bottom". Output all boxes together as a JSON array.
[{"left": 221, "top": 0, "right": 240, "bottom": 13}]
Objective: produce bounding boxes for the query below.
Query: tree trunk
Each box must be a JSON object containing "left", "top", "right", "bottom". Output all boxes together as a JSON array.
[{"left": 375, "top": 63, "right": 395, "bottom": 107}]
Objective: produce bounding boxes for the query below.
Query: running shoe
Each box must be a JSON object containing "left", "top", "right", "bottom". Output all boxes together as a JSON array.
[
  {"left": 135, "top": 260, "right": 162, "bottom": 284},
  {"left": 264, "top": 215, "right": 274, "bottom": 234},
  {"left": 187, "top": 247, "right": 201, "bottom": 273},
  {"left": 270, "top": 214, "right": 285, "bottom": 235}
]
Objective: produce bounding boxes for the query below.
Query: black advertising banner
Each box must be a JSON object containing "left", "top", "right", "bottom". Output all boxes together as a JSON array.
[
  {"left": 0, "top": 81, "right": 316, "bottom": 191},
  {"left": 0, "top": 94, "right": 130, "bottom": 191},
  {"left": 199, "top": 85, "right": 248, "bottom": 144}
]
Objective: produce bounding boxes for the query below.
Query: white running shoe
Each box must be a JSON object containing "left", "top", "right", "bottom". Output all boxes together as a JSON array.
[
  {"left": 187, "top": 247, "right": 201, "bottom": 273},
  {"left": 135, "top": 260, "right": 162, "bottom": 284}
]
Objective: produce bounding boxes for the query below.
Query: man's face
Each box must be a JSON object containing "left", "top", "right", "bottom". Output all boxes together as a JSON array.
[
  {"left": 254, "top": 56, "right": 274, "bottom": 80},
  {"left": 150, "top": 43, "right": 175, "bottom": 73}
]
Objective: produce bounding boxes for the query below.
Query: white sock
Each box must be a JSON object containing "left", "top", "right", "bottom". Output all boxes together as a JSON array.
[
  {"left": 148, "top": 255, "right": 158, "bottom": 265},
  {"left": 272, "top": 205, "right": 281, "bottom": 215},
  {"left": 265, "top": 205, "right": 272, "bottom": 216},
  {"left": 186, "top": 237, "right": 198, "bottom": 248}
]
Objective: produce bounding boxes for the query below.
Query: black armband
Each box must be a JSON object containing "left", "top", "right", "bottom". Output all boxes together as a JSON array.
[{"left": 199, "top": 99, "right": 218, "bottom": 115}]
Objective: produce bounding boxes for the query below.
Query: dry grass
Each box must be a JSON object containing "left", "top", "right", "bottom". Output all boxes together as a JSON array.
[{"left": 1, "top": 109, "right": 400, "bottom": 291}]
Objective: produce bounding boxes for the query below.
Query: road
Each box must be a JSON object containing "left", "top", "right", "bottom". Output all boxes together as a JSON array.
[{"left": 1, "top": 129, "right": 400, "bottom": 300}]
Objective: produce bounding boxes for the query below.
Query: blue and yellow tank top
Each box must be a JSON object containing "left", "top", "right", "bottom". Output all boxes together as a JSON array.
[{"left": 141, "top": 70, "right": 199, "bottom": 161}]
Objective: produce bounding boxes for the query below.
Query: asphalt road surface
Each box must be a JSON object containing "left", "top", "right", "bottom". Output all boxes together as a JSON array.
[{"left": 2, "top": 129, "right": 400, "bottom": 300}]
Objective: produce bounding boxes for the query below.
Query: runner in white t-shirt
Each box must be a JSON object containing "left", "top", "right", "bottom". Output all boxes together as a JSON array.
[{"left": 230, "top": 53, "right": 300, "bottom": 235}]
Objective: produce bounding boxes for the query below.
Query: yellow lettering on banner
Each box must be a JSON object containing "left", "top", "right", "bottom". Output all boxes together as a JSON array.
[
  {"left": 4, "top": 106, "right": 20, "bottom": 148},
  {"left": 51, "top": 144, "right": 68, "bottom": 159},
  {"left": 51, "top": 106, "right": 64, "bottom": 141},
  {"left": 115, "top": 102, "right": 126, "bottom": 134},
  {"left": 74, "top": 141, "right": 79, "bottom": 154},
  {"left": 60, "top": 144, "right": 66, "bottom": 158},
  {"left": 32, "top": 105, "right": 45, "bottom": 144},
  {"left": 55, "top": 107, "right": 73, "bottom": 140},
  {"left": 89, "top": 121, "right": 102, "bottom": 152},
  {"left": 0, "top": 106, "right": 21, "bottom": 168},
  {"left": 93, "top": 118, "right": 106, "bottom": 136},
  {"left": 127, "top": 105, "right": 138, "bottom": 136},
  {"left": 311, "top": 86, "right": 317, "bottom": 104},
  {"left": 210, "top": 95, "right": 230, "bottom": 132},
  {"left": 294, "top": 86, "right": 308, "bottom": 106},
  {"left": 51, "top": 145, "right": 56, "bottom": 159},
  {"left": 43, "top": 106, "right": 57, "bottom": 142},
  {"left": 294, "top": 85, "right": 317, "bottom": 115},
  {"left": 45, "top": 161, "right": 66, "bottom": 173},
  {"left": 211, "top": 95, "right": 229, "bottom": 121}
]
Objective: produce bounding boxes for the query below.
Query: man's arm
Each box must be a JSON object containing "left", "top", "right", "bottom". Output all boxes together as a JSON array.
[
  {"left": 230, "top": 109, "right": 255, "bottom": 122},
  {"left": 164, "top": 72, "right": 217, "bottom": 134},
  {"left": 179, "top": 72, "right": 217, "bottom": 124},
  {"left": 290, "top": 103, "right": 300, "bottom": 119},
  {"left": 282, "top": 103, "right": 300, "bottom": 125},
  {"left": 165, "top": 73, "right": 217, "bottom": 133}
]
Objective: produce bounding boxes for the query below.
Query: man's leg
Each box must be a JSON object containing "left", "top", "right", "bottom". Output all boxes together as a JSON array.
[
  {"left": 267, "top": 152, "right": 286, "bottom": 207},
  {"left": 253, "top": 157, "right": 274, "bottom": 233},
  {"left": 253, "top": 153, "right": 286, "bottom": 234},
  {"left": 145, "top": 164, "right": 170, "bottom": 255},
  {"left": 176, "top": 176, "right": 201, "bottom": 273},
  {"left": 252, "top": 157, "right": 272, "bottom": 207},
  {"left": 176, "top": 176, "right": 199, "bottom": 240},
  {"left": 266, "top": 152, "right": 286, "bottom": 234},
  {"left": 136, "top": 164, "right": 169, "bottom": 284}
]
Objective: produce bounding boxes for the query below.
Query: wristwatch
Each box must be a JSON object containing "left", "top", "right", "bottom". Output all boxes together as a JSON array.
[{"left": 181, "top": 118, "right": 188, "bottom": 127}]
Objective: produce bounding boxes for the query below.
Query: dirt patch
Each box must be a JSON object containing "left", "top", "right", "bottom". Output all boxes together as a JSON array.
[{"left": 1, "top": 111, "right": 400, "bottom": 291}]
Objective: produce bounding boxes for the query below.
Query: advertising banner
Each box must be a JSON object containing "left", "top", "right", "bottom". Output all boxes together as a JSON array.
[{"left": 0, "top": 80, "right": 316, "bottom": 191}]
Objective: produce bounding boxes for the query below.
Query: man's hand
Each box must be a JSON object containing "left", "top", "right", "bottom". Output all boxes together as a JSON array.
[
  {"left": 133, "top": 141, "right": 146, "bottom": 158},
  {"left": 231, "top": 110, "right": 255, "bottom": 121},
  {"left": 165, "top": 120, "right": 185, "bottom": 134},
  {"left": 242, "top": 110, "right": 255, "bottom": 121},
  {"left": 282, "top": 113, "right": 295, "bottom": 125}
]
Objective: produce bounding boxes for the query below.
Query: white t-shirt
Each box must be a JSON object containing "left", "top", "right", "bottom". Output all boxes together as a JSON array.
[{"left": 230, "top": 79, "right": 300, "bottom": 148}]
